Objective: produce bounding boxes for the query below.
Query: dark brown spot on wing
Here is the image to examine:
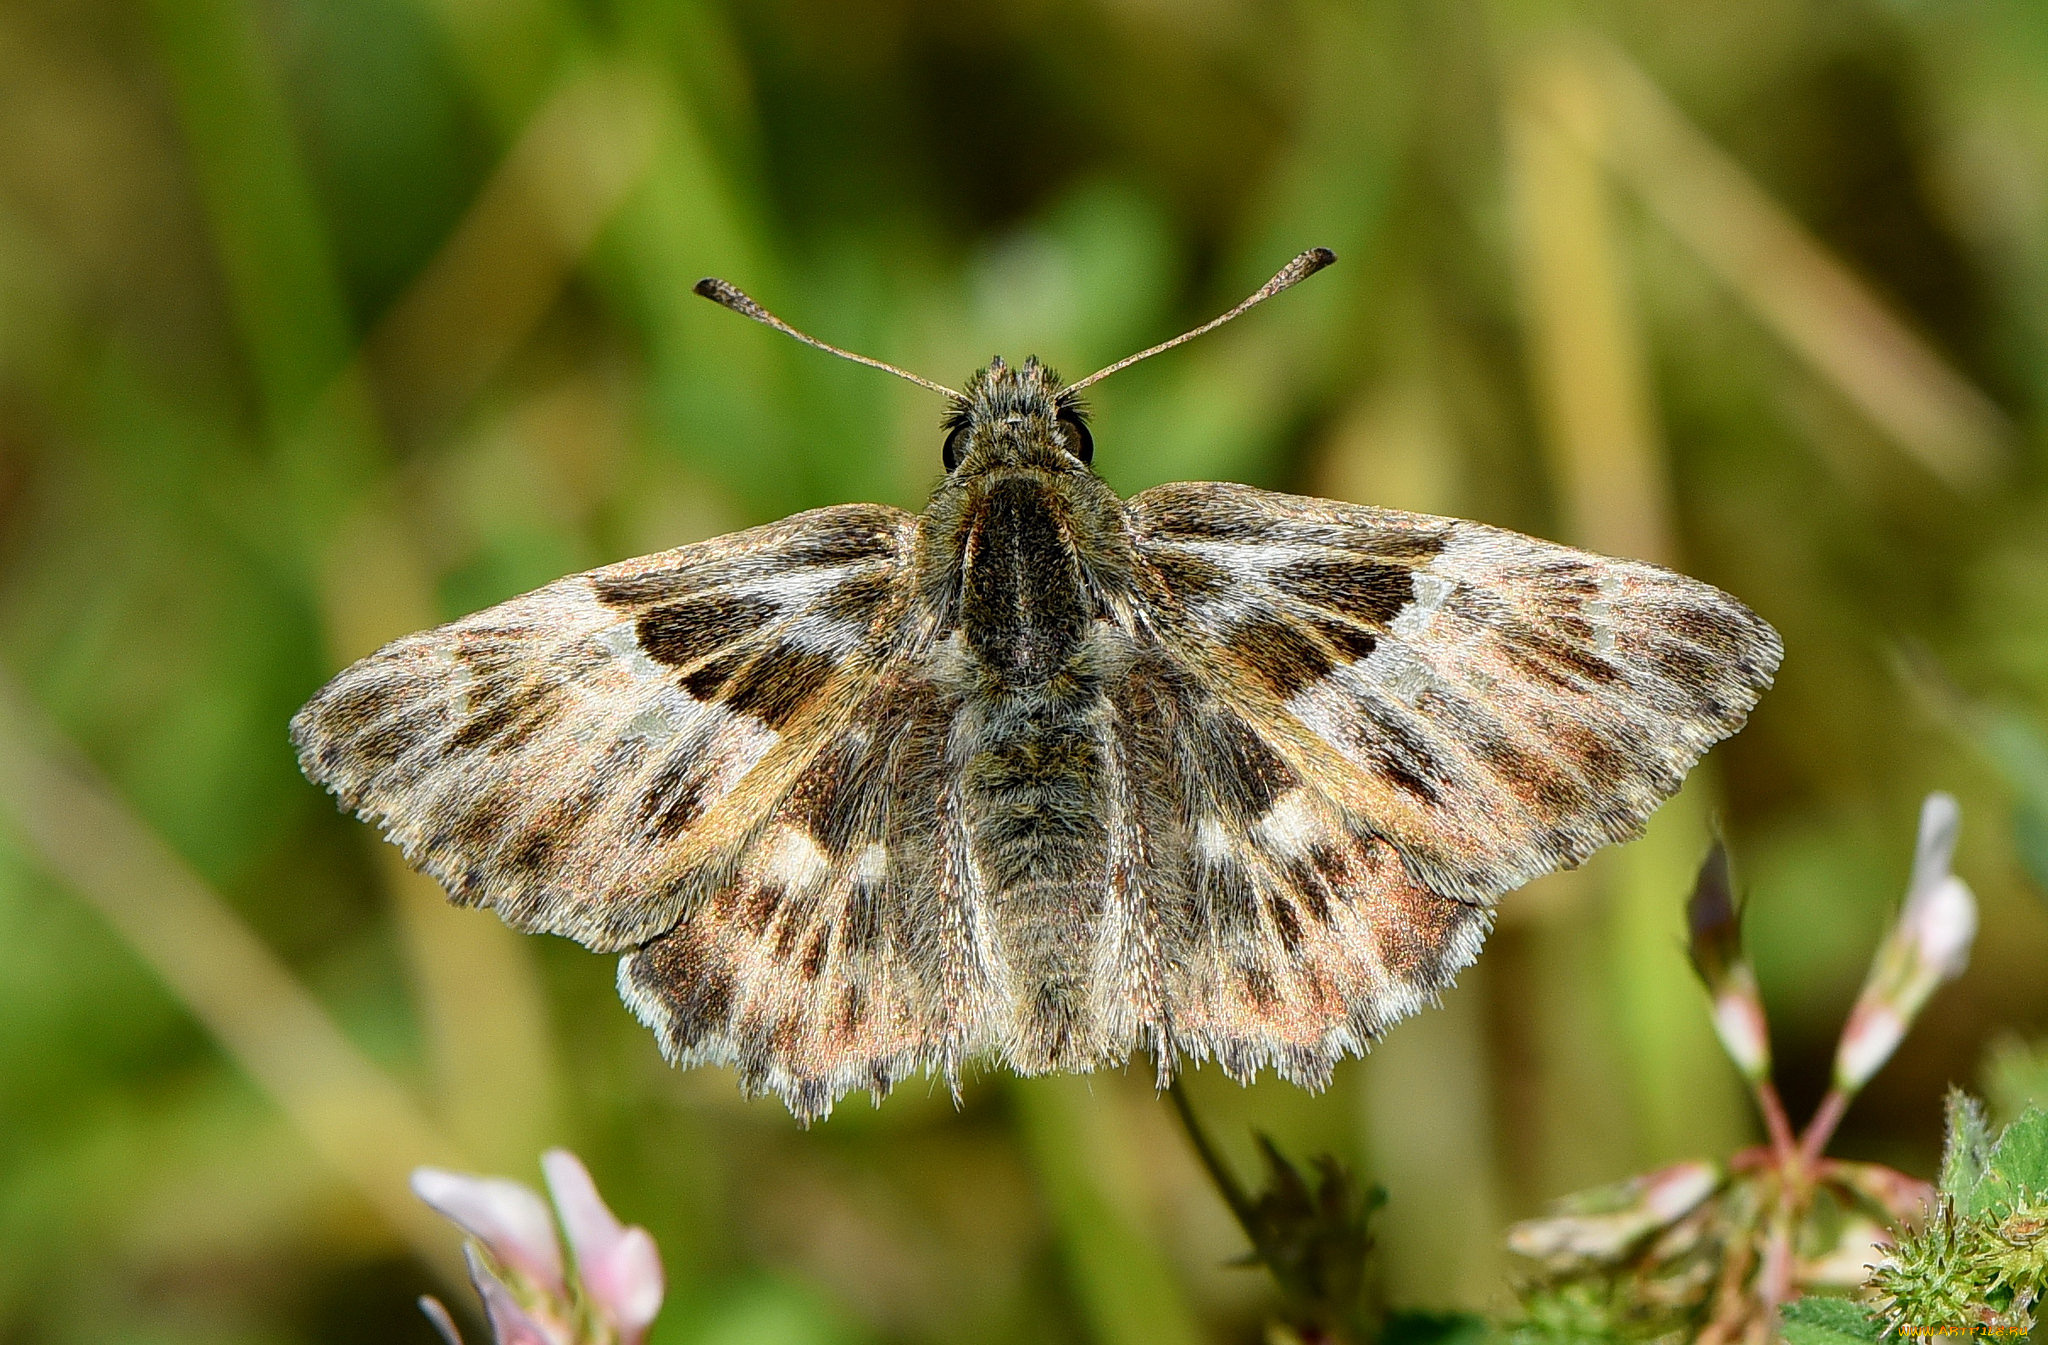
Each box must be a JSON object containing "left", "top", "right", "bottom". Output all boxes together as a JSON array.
[
  {"left": 1497, "top": 617, "right": 1619, "bottom": 690},
  {"left": 743, "top": 879, "right": 785, "bottom": 937},
  {"left": 680, "top": 647, "right": 747, "bottom": 701},
  {"left": 1228, "top": 615, "right": 1334, "bottom": 699},
  {"left": 800, "top": 925, "right": 831, "bottom": 980},
  {"left": 1266, "top": 891, "right": 1304, "bottom": 951},
  {"left": 817, "top": 570, "right": 896, "bottom": 627},
  {"left": 784, "top": 520, "right": 897, "bottom": 567},
  {"left": 1202, "top": 711, "right": 1299, "bottom": 824},
  {"left": 1308, "top": 614, "right": 1379, "bottom": 662},
  {"left": 704, "top": 642, "right": 838, "bottom": 730},
  {"left": 1285, "top": 846, "right": 1343, "bottom": 924},
  {"left": 1337, "top": 528, "right": 1449, "bottom": 564},
  {"left": 1148, "top": 548, "right": 1233, "bottom": 604},
  {"left": 1196, "top": 858, "right": 1261, "bottom": 940},
  {"left": 1276, "top": 557, "right": 1413, "bottom": 627},
  {"left": 637, "top": 752, "right": 713, "bottom": 841},
  {"left": 637, "top": 594, "right": 779, "bottom": 667},
  {"left": 1549, "top": 718, "right": 1637, "bottom": 794},
  {"left": 785, "top": 731, "right": 887, "bottom": 857},
  {"left": 638, "top": 926, "right": 738, "bottom": 1050},
  {"left": 1374, "top": 890, "right": 1469, "bottom": 984},
  {"left": 842, "top": 878, "right": 885, "bottom": 957},
  {"left": 448, "top": 664, "right": 565, "bottom": 754}
]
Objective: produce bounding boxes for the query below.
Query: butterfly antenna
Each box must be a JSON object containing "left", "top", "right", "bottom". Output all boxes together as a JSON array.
[
  {"left": 1064, "top": 247, "right": 1337, "bottom": 394},
  {"left": 692, "top": 278, "right": 965, "bottom": 401}
]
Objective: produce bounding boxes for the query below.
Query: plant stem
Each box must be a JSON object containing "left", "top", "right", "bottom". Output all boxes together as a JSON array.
[
  {"left": 1753, "top": 1078, "right": 1799, "bottom": 1166},
  {"left": 1165, "top": 1078, "right": 1260, "bottom": 1241},
  {"left": 1797, "top": 1087, "right": 1851, "bottom": 1172}
]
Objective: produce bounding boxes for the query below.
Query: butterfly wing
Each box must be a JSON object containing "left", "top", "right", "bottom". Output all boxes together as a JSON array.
[
  {"left": 616, "top": 661, "right": 1005, "bottom": 1121},
  {"left": 1127, "top": 481, "right": 1780, "bottom": 1077},
  {"left": 291, "top": 504, "right": 918, "bottom": 952}
]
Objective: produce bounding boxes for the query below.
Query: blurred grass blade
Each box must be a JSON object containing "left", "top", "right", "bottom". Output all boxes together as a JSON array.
[
  {"left": 1506, "top": 44, "right": 1747, "bottom": 1166},
  {"left": 1507, "top": 44, "right": 1674, "bottom": 566},
  {"left": 1577, "top": 39, "right": 2012, "bottom": 493},
  {"left": 142, "top": 0, "right": 355, "bottom": 433},
  {"left": 0, "top": 670, "right": 468, "bottom": 1287},
  {"left": 1011, "top": 1076, "right": 1206, "bottom": 1345},
  {"left": 1358, "top": 974, "right": 1508, "bottom": 1308},
  {"left": 145, "top": 0, "right": 386, "bottom": 554},
  {"left": 368, "top": 65, "right": 666, "bottom": 443},
  {"left": 152, "top": 0, "right": 566, "bottom": 1172}
]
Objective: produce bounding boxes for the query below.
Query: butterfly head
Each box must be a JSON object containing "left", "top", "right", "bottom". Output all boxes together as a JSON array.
[{"left": 939, "top": 356, "right": 1093, "bottom": 475}]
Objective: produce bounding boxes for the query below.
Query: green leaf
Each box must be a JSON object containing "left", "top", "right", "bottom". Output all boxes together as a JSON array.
[
  {"left": 1985, "top": 1038, "right": 2048, "bottom": 1124},
  {"left": 2015, "top": 800, "right": 2048, "bottom": 901},
  {"left": 1943, "top": 1089, "right": 1995, "bottom": 1210},
  {"left": 1383, "top": 1310, "right": 1497, "bottom": 1344},
  {"left": 1779, "top": 1295, "right": 1886, "bottom": 1343},
  {"left": 1979, "top": 1106, "right": 2048, "bottom": 1214}
]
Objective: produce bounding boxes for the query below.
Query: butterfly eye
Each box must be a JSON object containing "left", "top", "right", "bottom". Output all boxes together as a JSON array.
[
  {"left": 1057, "top": 412, "right": 1094, "bottom": 464},
  {"left": 942, "top": 424, "right": 970, "bottom": 471}
]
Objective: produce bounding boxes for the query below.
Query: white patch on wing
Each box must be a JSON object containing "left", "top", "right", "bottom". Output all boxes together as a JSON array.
[
  {"left": 600, "top": 622, "right": 666, "bottom": 680},
  {"left": 1390, "top": 568, "right": 1455, "bottom": 638},
  {"left": 755, "top": 825, "right": 831, "bottom": 892},
  {"left": 621, "top": 689, "right": 689, "bottom": 745},
  {"left": 853, "top": 841, "right": 888, "bottom": 886},
  {"left": 427, "top": 643, "right": 474, "bottom": 716},
  {"left": 1193, "top": 816, "right": 1231, "bottom": 861},
  {"left": 1253, "top": 789, "right": 1323, "bottom": 856},
  {"left": 1355, "top": 640, "right": 1441, "bottom": 707},
  {"left": 1584, "top": 570, "right": 1623, "bottom": 655}
]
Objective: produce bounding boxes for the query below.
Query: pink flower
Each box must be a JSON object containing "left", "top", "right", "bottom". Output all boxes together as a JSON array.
[
  {"left": 413, "top": 1150, "right": 664, "bottom": 1345},
  {"left": 411, "top": 1168, "right": 566, "bottom": 1297},
  {"left": 544, "top": 1149, "right": 665, "bottom": 1345}
]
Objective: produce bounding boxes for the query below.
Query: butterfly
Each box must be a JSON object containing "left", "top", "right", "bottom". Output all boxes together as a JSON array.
[{"left": 292, "top": 248, "right": 1781, "bottom": 1123}]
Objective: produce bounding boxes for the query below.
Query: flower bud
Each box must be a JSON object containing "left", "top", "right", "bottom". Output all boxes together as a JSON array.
[
  {"left": 1832, "top": 793, "right": 1979, "bottom": 1093},
  {"left": 1686, "top": 843, "right": 1772, "bottom": 1081},
  {"left": 1507, "top": 1161, "right": 1724, "bottom": 1266}
]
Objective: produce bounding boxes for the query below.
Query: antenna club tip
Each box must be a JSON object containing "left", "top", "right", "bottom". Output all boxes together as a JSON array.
[
  {"left": 1283, "top": 248, "right": 1336, "bottom": 283},
  {"left": 692, "top": 277, "right": 730, "bottom": 300}
]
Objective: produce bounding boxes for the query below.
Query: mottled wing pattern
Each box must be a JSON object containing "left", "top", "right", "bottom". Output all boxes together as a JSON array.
[
  {"left": 291, "top": 504, "right": 916, "bottom": 952},
  {"left": 1098, "top": 648, "right": 1492, "bottom": 1089},
  {"left": 617, "top": 661, "right": 1001, "bottom": 1119},
  {"left": 1127, "top": 482, "right": 1781, "bottom": 1079}
]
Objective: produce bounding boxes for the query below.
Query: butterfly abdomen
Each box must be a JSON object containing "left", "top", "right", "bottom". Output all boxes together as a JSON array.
[{"left": 964, "top": 698, "right": 1113, "bottom": 1070}]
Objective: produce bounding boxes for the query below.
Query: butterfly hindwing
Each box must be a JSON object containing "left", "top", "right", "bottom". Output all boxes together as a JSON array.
[
  {"left": 1130, "top": 481, "right": 1782, "bottom": 913},
  {"left": 290, "top": 504, "right": 917, "bottom": 951},
  {"left": 616, "top": 664, "right": 1006, "bottom": 1120},
  {"left": 1107, "top": 649, "right": 1493, "bottom": 1090}
]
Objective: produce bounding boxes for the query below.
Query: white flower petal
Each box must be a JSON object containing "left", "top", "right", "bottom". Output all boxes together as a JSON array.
[{"left": 413, "top": 1167, "right": 565, "bottom": 1294}]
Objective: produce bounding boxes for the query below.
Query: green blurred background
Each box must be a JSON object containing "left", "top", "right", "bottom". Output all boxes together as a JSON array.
[{"left": 3, "top": 0, "right": 2048, "bottom": 1340}]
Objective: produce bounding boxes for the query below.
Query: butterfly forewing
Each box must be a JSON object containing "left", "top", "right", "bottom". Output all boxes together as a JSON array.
[
  {"left": 1129, "top": 482, "right": 1783, "bottom": 909},
  {"left": 290, "top": 504, "right": 917, "bottom": 951}
]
